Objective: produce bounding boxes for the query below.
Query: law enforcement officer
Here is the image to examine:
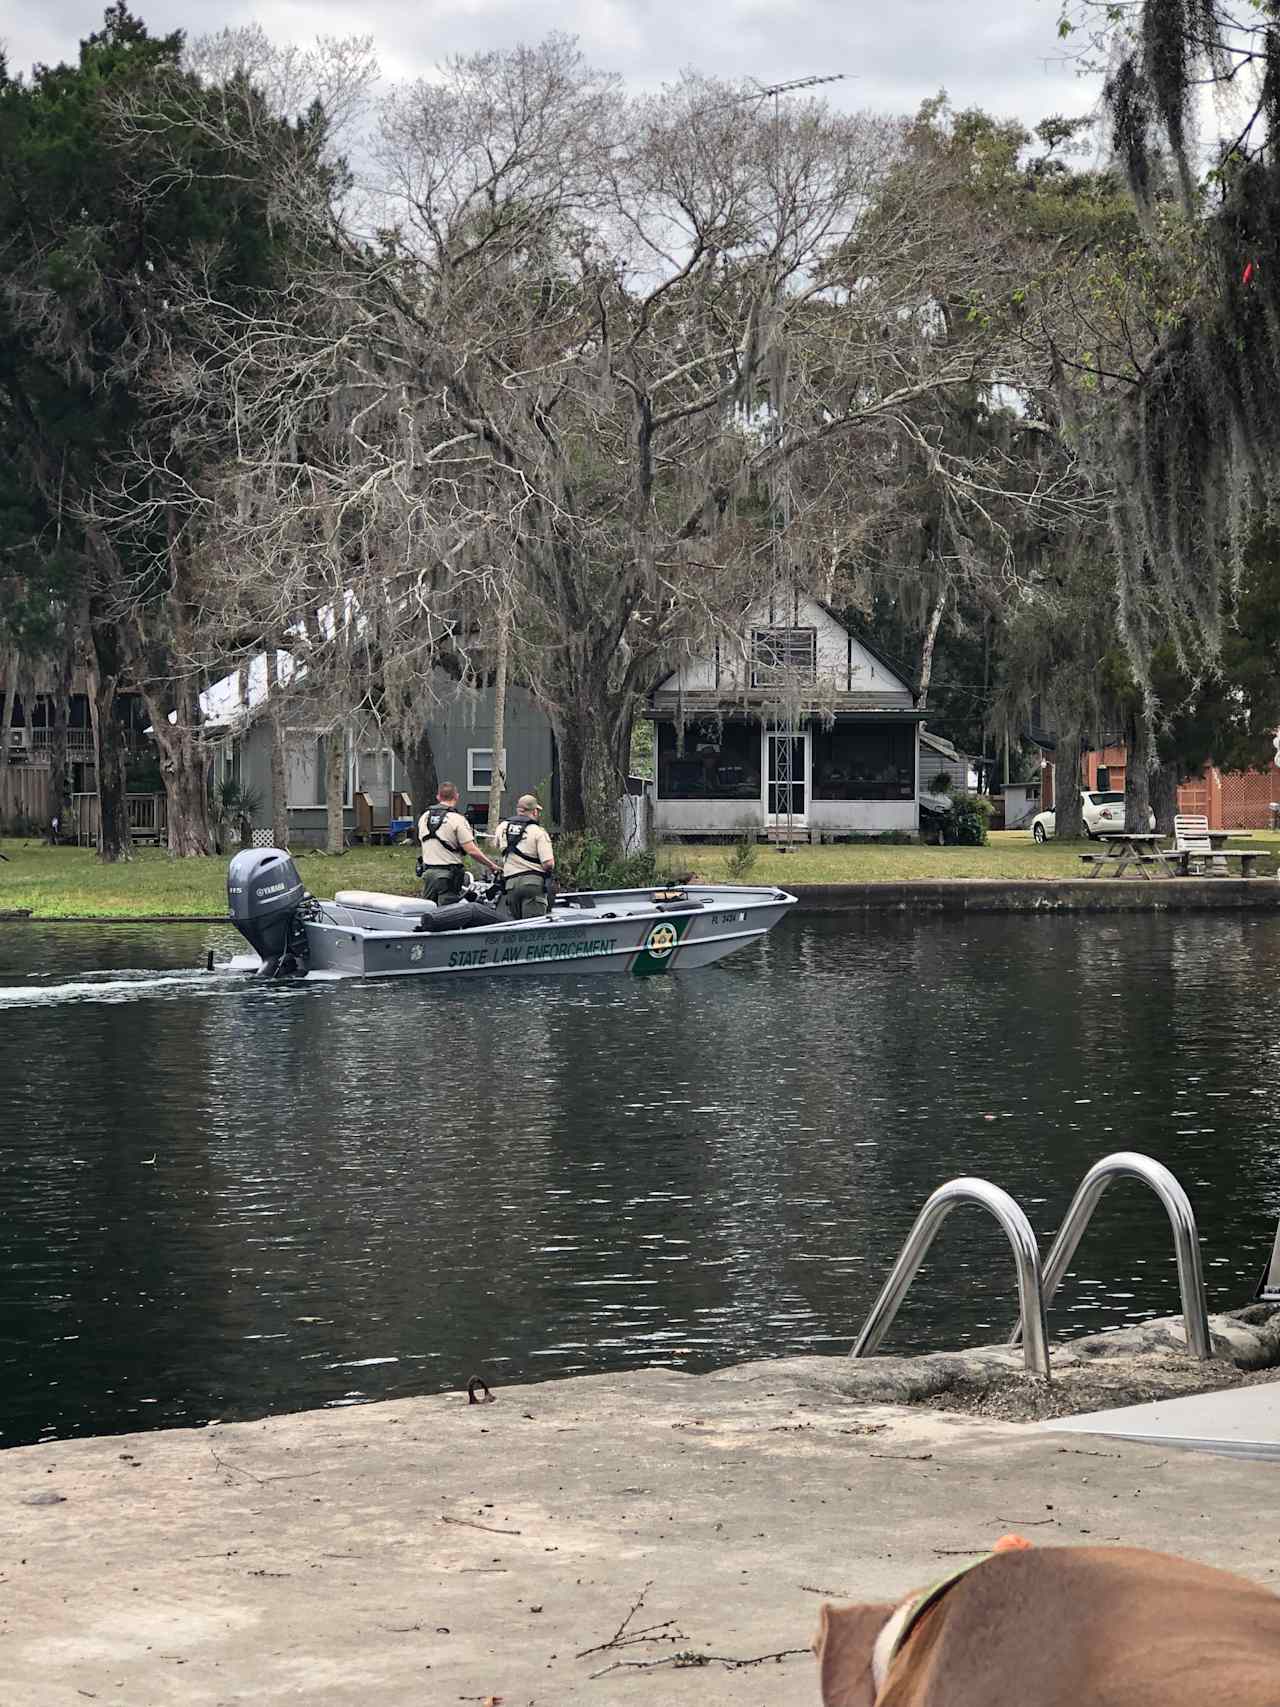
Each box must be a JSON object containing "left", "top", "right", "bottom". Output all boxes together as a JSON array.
[
  {"left": 418, "top": 782, "right": 499, "bottom": 904},
  {"left": 494, "top": 793, "right": 556, "bottom": 919}
]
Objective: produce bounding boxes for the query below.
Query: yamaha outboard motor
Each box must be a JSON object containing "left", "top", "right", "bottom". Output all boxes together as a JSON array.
[{"left": 228, "top": 848, "right": 310, "bottom": 977}]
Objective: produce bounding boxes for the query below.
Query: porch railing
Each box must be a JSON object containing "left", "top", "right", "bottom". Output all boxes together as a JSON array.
[
  {"left": 30, "top": 728, "right": 94, "bottom": 754},
  {"left": 6, "top": 728, "right": 95, "bottom": 765},
  {"left": 73, "top": 792, "right": 167, "bottom": 846}
]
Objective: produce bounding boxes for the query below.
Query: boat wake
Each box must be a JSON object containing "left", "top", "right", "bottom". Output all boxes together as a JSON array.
[{"left": 0, "top": 969, "right": 249, "bottom": 1009}]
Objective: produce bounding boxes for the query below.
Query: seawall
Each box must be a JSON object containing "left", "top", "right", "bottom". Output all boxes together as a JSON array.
[{"left": 790, "top": 878, "right": 1280, "bottom": 912}]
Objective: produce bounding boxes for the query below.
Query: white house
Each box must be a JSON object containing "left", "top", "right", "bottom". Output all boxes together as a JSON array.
[{"left": 647, "top": 595, "right": 927, "bottom": 840}]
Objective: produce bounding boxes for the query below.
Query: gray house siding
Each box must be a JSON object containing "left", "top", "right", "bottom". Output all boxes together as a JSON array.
[
  {"left": 227, "top": 680, "right": 554, "bottom": 847},
  {"left": 918, "top": 733, "right": 969, "bottom": 794}
]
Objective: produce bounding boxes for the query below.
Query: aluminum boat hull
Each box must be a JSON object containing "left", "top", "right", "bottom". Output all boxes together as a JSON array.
[{"left": 297, "top": 884, "right": 796, "bottom": 979}]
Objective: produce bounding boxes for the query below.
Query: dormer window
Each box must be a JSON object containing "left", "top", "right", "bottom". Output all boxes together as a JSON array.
[{"left": 750, "top": 627, "right": 817, "bottom": 687}]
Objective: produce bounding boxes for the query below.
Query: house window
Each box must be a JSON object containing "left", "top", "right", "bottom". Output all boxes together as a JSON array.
[
  {"left": 750, "top": 627, "right": 817, "bottom": 688},
  {"left": 285, "top": 733, "right": 352, "bottom": 808},
  {"left": 467, "top": 748, "right": 494, "bottom": 792},
  {"left": 356, "top": 747, "right": 396, "bottom": 802},
  {"left": 1096, "top": 766, "right": 1111, "bottom": 792},
  {"left": 811, "top": 723, "right": 915, "bottom": 800},
  {"left": 656, "top": 719, "right": 761, "bottom": 800}
]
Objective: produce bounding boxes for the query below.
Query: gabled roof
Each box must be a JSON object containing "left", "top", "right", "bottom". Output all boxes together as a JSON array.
[
  {"left": 201, "top": 652, "right": 300, "bottom": 733},
  {"left": 813, "top": 601, "right": 916, "bottom": 698}
]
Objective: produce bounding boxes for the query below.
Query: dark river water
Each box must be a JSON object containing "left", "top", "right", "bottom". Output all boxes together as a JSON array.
[{"left": 2, "top": 911, "right": 1279, "bottom": 1448}]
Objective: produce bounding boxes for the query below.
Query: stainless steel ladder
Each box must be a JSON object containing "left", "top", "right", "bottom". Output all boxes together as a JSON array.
[
  {"left": 1258, "top": 1216, "right": 1280, "bottom": 1304},
  {"left": 1008, "top": 1152, "right": 1211, "bottom": 1360},
  {"left": 849, "top": 1152, "right": 1214, "bottom": 1379},
  {"left": 850, "top": 1179, "right": 1051, "bottom": 1377}
]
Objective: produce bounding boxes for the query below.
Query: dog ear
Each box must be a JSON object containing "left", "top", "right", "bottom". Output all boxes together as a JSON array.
[{"left": 814, "top": 1601, "right": 896, "bottom": 1707}]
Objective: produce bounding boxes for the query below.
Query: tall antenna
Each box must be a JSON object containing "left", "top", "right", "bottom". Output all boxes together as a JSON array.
[
  {"left": 746, "top": 74, "right": 848, "bottom": 851},
  {"left": 748, "top": 73, "right": 850, "bottom": 99}
]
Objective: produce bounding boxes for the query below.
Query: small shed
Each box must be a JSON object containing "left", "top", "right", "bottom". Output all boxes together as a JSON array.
[{"left": 1001, "top": 778, "right": 1042, "bottom": 830}]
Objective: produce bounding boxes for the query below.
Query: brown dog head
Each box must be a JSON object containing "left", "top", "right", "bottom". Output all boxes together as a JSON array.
[{"left": 814, "top": 1600, "right": 896, "bottom": 1707}]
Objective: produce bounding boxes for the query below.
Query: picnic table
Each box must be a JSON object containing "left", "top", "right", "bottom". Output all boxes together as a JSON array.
[
  {"left": 1081, "top": 830, "right": 1265, "bottom": 879},
  {"left": 1081, "top": 831, "right": 1181, "bottom": 880}
]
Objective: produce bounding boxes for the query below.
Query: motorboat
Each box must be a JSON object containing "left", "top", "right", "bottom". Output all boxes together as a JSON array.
[{"left": 226, "top": 848, "right": 796, "bottom": 979}]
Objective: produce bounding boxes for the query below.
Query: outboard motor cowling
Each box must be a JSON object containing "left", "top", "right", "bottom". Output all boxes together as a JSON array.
[{"left": 228, "top": 848, "right": 309, "bottom": 975}]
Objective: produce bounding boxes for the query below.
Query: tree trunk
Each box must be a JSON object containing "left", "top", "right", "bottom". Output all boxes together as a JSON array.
[
  {"left": 159, "top": 721, "right": 213, "bottom": 856},
  {"left": 552, "top": 692, "right": 629, "bottom": 850},
  {"left": 139, "top": 677, "right": 213, "bottom": 857},
  {"left": 917, "top": 588, "right": 947, "bottom": 707},
  {"left": 45, "top": 636, "right": 75, "bottom": 842},
  {"left": 88, "top": 626, "right": 132, "bottom": 863},
  {"left": 265, "top": 649, "right": 289, "bottom": 849},
  {"left": 1123, "top": 705, "right": 1153, "bottom": 833},
  {"left": 235, "top": 670, "right": 254, "bottom": 847},
  {"left": 1151, "top": 759, "right": 1180, "bottom": 835},
  {"left": 0, "top": 650, "right": 15, "bottom": 773},
  {"left": 486, "top": 611, "right": 509, "bottom": 834},
  {"left": 397, "top": 720, "right": 438, "bottom": 825},
  {"left": 325, "top": 727, "right": 346, "bottom": 855},
  {"left": 1054, "top": 729, "right": 1085, "bottom": 839}
]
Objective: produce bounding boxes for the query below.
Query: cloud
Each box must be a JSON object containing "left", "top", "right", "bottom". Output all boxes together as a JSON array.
[{"left": 6, "top": 0, "right": 1097, "bottom": 129}]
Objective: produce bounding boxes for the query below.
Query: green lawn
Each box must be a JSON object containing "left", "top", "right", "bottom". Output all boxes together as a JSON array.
[
  {"left": 2, "top": 829, "right": 1276, "bottom": 918},
  {"left": 0, "top": 840, "right": 429, "bottom": 918},
  {"left": 673, "top": 829, "right": 1280, "bottom": 885}
]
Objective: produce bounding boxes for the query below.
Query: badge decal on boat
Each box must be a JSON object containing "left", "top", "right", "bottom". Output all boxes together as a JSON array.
[
  {"left": 645, "top": 923, "right": 678, "bottom": 958},
  {"left": 631, "top": 915, "right": 692, "bottom": 976}
]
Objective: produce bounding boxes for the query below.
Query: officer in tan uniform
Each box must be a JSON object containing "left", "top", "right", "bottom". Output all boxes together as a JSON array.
[
  {"left": 494, "top": 793, "right": 556, "bottom": 919},
  {"left": 417, "top": 781, "right": 500, "bottom": 904}
]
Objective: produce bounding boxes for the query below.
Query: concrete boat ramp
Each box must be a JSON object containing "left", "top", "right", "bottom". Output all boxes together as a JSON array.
[
  {"left": 4, "top": 1350, "right": 1280, "bottom": 1707},
  {"left": 1050, "top": 1379, "right": 1280, "bottom": 1460}
]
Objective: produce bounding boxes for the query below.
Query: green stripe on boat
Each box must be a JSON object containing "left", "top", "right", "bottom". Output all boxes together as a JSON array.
[{"left": 631, "top": 912, "right": 695, "bottom": 976}]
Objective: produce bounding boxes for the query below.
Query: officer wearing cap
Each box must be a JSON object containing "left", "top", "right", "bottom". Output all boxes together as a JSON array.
[
  {"left": 494, "top": 793, "right": 556, "bottom": 918},
  {"left": 418, "top": 781, "right": 500, "bottom": 904}
]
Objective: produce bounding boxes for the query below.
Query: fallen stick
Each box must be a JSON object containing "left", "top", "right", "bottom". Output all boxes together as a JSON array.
[{"left": 440, "top": 1515, "right": 522, "bottom": 1536}]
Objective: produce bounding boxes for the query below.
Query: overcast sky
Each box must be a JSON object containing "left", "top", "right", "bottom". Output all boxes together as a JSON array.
[{"left": 4, "top": 0, "right": 1099, "bottom": 131}]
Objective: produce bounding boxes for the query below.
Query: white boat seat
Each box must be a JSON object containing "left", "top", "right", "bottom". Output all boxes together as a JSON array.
[{"left": 333, "top": 890, "right": 437, "bottom": 918}]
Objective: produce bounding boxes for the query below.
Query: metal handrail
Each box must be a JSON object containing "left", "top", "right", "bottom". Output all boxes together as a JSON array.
[
  {"left": 1008, "top": 1152, "right": 1212, "bottom": 1360},
  {"left": 851, "top": 1179, "right": 1051, "bottom": 1379}
]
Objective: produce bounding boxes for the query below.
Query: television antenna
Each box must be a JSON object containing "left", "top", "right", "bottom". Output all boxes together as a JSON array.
[{"left": 744, "top": 74, "right": 849, "bottom": 850}]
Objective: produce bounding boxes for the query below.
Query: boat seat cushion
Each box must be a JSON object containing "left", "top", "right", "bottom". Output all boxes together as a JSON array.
[{"left": 334, "top": 890, "right": 438, "bottom": 918}]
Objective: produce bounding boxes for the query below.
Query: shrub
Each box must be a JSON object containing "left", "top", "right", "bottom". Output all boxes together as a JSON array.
[
  {"left": 946, "top": 792, "right": 991, "bottom": 847},
  {"left": 556, "top": 832, "right": 665, "bottom": 891},
  {"left": 209, "top": 778, "right": 263, "bottom": 855},
  {"left": 726, "top": 823, "right": 759, "bottom": 880}
]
